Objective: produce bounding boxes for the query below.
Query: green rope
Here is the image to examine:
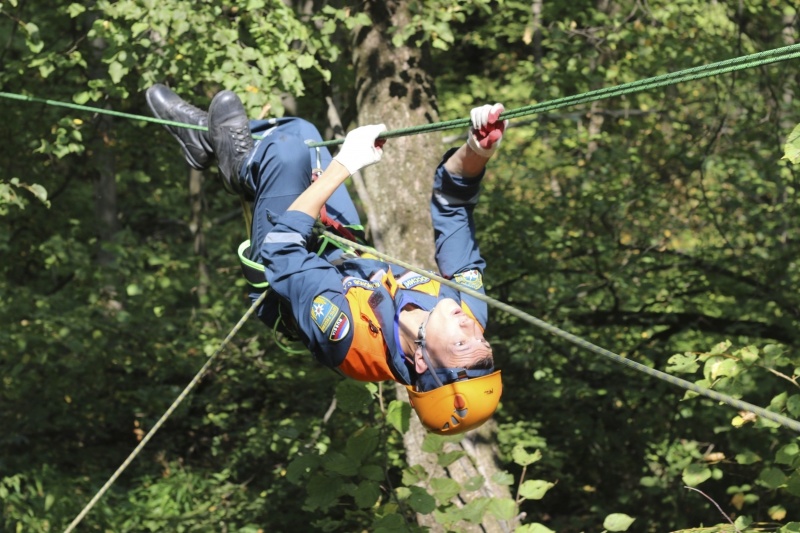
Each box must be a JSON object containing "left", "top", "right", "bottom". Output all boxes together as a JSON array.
[
  {"left": 321, "top": 231, "right": 800, "bottom": 434},
  {"left": 3, "top": 43, "right": 800, "bottom": 148},
  {"left": 63, "top": 290, "right": 268, "bottom": 533}
]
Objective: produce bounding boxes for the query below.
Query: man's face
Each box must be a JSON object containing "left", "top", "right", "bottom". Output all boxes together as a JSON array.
[{"left": 416, "top": 298, "right": 493, "bottom": 372}]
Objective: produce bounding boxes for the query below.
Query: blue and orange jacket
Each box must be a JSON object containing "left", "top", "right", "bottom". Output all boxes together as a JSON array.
[{"left": 258, "top": 148, "right": 488, "bottom": 385}]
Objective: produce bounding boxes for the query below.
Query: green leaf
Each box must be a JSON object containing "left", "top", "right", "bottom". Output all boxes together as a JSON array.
[
  {"left": 402, "top": 465, "right": 427, "bottom": 486},
  {"left": 386, "top": 400, "right": 410, "bottom": 433},
  {"left": 512, "top": 445, "right": 542, "bottom": 466},
  {"left": 459, "top": 497, "right": 490, "bottom": 523},
  {"left": 359, "top": 464, "right": 384, "bottom": 481},
  {"left": 757, "top": 467, "right": 787, "bottom": 489},
  {"left": 131, "top": 21, "right": 149, "bottom": 36},
  {"left": 407, "top": 486, "right": 435, "bottom": 514},
  {"left": 126, "top": 284, "right": 142, "bottom": 296},
  {"left": 491, "top": 471, "right": 515, "bottom": 486},
  {"left": 786, "top": 473, "right": 800, "bottom": 497},
  {"left": 108, "top": 60, "right": 126, "bottom": 84},
  {"left": 518, "top": 479, "right": 554, "bottom": 500},
  {"left": 710, "top": 340, "right": 732, "bottom": 355},
  {"left": 463, "top": 475, "right": 485, "bottom": 492},
  {"left": 346, "top": 427, "right": 379, "bottom": 460},
  {"left": 706, "top": 357, "right": 738, "bottom": 380},
  {"left": 421, "top": 433, "right": 445, "bottom": 454},
  {"left": 67, "top": 2, "right": 85, "bottom": 16},
  {"left": 336, "top": 380, "right": 373, "bottom": 412},
  {"left": 779, "top": 522, "right": 800, "bottom": 533},
  {"left": 304, "top": 474, "right": 341, "bottom": 511},
  {"left": 603, "top": 513, "right": 636, "bottom": 532},
  {"left": 371, "top": 513, "right": 407, "bottom": 533},
  {"left": 430, "top": 477, "right": 461, "bottom": 503},
  {"left": 682, "top": 464, "right": 711, "bottom": 486},
  {"left": 296, "top": 54, "right": 315, "bottom": 69},
  {"left": 44, "top": 493, "right": 54, "bottom": 512},
  {"left": 775, "top": 443, "right": 799, "bottom": 465},
  {"left": 285, "top": 454, "right": 319, "bottom": 484},
  {"left": 354, "top": 480, "right": 380, "bottom": 508},
  {"left": 25, "top": 184, "right": 48, "bottom": 205},
  {"left": 738, "top": 345, "right": 760, "bottom": 364},
  {"left": 783, "top": 123, "right": 800, "bottom": 164},
  {"left": 735, "top": 451, "right": 762, "bottom": 465},
  {"left": 666, "top": 353, "right": 699, "bottom": 374},
  {"left": 787, "top": 395, "right": 800, "bottom": 417},
  {"left": 437, "top": 450, "right": 465, "bottom": 467},
  {"left": 323, "top": 452, "right": 359, "bottom": 476},
  {"left": 487, "top": 497, "right": 516, "bottom": 521}
]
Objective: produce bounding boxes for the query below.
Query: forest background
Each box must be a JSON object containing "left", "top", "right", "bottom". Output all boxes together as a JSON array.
[{"left": 2, "top": 0, "right": 800, "bottom": 532}]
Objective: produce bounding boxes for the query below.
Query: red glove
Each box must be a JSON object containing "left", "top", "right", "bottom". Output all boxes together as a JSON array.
[{"left": 468, "top": 103, "right": 508, "bottom": 158}]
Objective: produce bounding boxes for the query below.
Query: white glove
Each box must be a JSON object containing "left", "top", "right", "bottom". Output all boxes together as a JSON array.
[
  {"left": 333, "top": 124, "right": 387, "bottom": 175},
  {"left": 467, "top": 103, "right": 508, "bottom": 158}
]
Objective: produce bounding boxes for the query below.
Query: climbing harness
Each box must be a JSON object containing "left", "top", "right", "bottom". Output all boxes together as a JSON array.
[{"left": 236, "top": 146, "right": 363, "bottom": 290}]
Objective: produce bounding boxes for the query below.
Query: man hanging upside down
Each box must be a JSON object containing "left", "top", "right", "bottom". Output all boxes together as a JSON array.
[{"left": 146, "top": 84, "right": 507, "bottom": 434}]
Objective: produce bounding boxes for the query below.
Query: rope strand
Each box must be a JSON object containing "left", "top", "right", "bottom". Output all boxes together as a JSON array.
[
  {"left": 63, "top": 290, "right": 268, "bottom": 533},
  {"left": 4, "top": 43, "right": 800, "bottom": 148}
]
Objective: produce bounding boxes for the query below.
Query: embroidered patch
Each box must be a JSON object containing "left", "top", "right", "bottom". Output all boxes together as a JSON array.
[
  {"left": 368, "top": 291, "right": 385, "bottom": 309},
  {"left": 454, "top": 269, "right": 483, "bottom": 290},
  {"left": 311, "top": 295, "right": 339, "bottom": 333},
  {"left": 343, "top": 277, "right": 380, "bottom": 291},
  {"left": 401, "top": 275, "right": 431, "bottom": 289},
  {"left": 329, "top": 312, "right": 351, "bottom": 342}
]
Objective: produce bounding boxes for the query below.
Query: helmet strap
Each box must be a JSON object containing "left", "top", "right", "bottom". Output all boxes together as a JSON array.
[{"left": 415, "top": 314, "right": 444, "bottom": 389}]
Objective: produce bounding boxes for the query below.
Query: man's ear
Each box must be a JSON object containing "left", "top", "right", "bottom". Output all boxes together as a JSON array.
[{"left": 414, "top": 346, "right": 428, "bottom": 374}]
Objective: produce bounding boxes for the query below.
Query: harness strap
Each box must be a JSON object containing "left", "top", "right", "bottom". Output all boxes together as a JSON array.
[
  {"left": 319, "top": 204, "right": 360, "bottom": 244},
  {"left": 238, "top": 169, "right": 366, "bottom": 291},
  {"left": 238, "top": 240, "right": 270, "bottom": 289}
]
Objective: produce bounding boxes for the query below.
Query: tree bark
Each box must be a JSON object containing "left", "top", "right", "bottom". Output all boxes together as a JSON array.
[
  {"left": 188, "top": 168, "right": 209, "bottom": 305},
  {"left": 352, "top": 2, "right": 512, "bottom": 531},
  {"left": 89, "top": 13, "right": 118, "bottom": 269}
]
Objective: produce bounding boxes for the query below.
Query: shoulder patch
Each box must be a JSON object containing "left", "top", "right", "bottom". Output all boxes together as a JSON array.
[
  {"left": 329, "top": 312, "right": 351, "bottom": 342},
  {"left": 454, "top": 269, "right": 483, "bottom": 290},
  {"left": 343, "top": 276, "right": 380, "bottom": 291},
  {"left": 401, "top": 275, "right": 431, "bottom": 289},
  {"left": 311, "top": 295, "right": 339, "bottom": 333}
]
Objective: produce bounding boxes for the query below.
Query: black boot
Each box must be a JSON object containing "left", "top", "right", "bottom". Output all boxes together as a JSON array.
[
  {"left": 208, "top": 90, "right": 255, "bottom": 197},
  {"left": 145, "top": 84, "right": 213, "bottom": 170}
]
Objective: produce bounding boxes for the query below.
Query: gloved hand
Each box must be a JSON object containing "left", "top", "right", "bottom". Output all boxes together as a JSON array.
[
  {"left": 468, "top": 103, "right": 508, "bottom": 158},
  {"left": 333, "top": 124, "right": 388, "bottom": 175}
]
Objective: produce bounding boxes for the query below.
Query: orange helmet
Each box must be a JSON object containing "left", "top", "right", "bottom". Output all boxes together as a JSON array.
[{"left": 406, "top": 370, "right": 502, "bottom": 435}]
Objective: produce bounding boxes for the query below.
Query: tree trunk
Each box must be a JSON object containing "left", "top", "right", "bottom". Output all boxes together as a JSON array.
[
  {"left": 89, "top": 16, "right": 118, "bottom": 269},
  {"left": 352, "top": 2, "right": 512, "bottom": 531},
  {"left": 188, "top": 168, "right": 210, "bottom": 305}
]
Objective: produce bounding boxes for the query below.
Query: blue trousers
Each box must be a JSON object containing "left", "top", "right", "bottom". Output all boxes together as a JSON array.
[
  {"left": 238, "top": 117, "right": 362, "bottom": 330},
  {"left": 241, "top": 117, "right": 362, "bottom": 260}
]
